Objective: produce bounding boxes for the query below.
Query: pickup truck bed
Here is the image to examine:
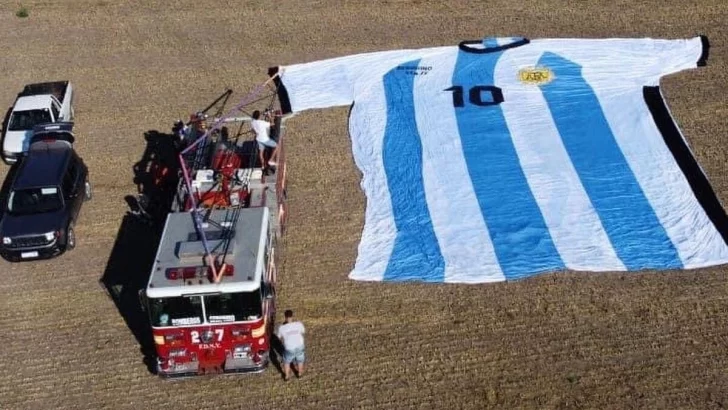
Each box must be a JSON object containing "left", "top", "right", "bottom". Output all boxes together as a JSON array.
[
  {"left": 2, "top": 80, "right": 74, "bottom": 164},
  {"left": 19, "top": 81, "right": 69, "bottom": 103}
]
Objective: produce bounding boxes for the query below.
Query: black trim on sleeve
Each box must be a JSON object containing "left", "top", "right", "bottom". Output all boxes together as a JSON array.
[
  {"left": 458, "top": 37, "right": 530, "bottom": 54},
  {"left": 268, "top": 66, "right": 292, "bottom": 114},
  {"left": 698, "top": 35, "right": 710, "bottom": 67},
  {"left": 643, "top": 86, "right": 728, "bottom": 245}
]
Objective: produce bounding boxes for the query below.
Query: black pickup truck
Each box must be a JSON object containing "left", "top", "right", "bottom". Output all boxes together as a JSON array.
[{"left": 0, "top": 122, "right": 91, "bottom": 262}]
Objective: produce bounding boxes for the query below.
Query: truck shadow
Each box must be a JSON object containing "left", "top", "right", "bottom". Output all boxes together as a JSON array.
[{"left": 99, "top": 130, "right": 180, "bottom": 375}]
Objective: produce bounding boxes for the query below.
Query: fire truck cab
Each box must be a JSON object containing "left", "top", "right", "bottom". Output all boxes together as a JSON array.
[{"left": 144, "top": 207, "right": 277, "bottom": 377}]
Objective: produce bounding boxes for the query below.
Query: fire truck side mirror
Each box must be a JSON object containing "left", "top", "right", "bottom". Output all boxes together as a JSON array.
[{"left": 138, "top": 289, "right": 148, "bottom": 311}]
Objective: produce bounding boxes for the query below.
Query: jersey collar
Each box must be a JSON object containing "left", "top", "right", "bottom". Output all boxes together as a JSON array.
[{"left": 459, "top": 36, "right": 530, "bottom": 54}]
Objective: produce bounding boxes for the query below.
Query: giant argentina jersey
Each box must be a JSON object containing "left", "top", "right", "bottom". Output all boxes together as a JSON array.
[{"left": 270, "top": 36, "right": 728, "bottom": 283}]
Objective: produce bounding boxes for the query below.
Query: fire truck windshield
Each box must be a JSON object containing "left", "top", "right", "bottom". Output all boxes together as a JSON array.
[
  {"left": 149, "top": 295, "right": 204, "bottom": 327},
  {"left": 205, "top": 291, "right": 263, "bottom": 323},
  {"left": 7, "top": 187, "right": 63, "bottom": 215},
  {"left": 148, "top": 291, "right": 262, "bottom": 327}
]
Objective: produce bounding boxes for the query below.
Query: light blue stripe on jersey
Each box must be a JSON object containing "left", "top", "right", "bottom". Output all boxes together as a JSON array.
[
  {"left": 538, "top": 52, "right": 682, "bottom": 270},
  {"left": 483, "top": 37, "right": 499, "bottom": 48},
  {"left": 381, "top": 59, "right": 446, "bottom": 282},
  {"left": 452, "top": 50, "right": 564, "bottom": 279}
]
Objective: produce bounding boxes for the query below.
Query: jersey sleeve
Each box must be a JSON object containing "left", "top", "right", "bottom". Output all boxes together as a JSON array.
[
  {"left": 542, "top": 36, "right": 708, "bottom": 86},
  {"left": 624, "top": 36, "right": 708, "bottom": 83},
  {"left": 269, "top": 48, "right": 436, "bottom": 114}
]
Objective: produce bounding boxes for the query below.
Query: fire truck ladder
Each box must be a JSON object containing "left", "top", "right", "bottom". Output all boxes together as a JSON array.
[
  {"left": 185, "top": 89, "right": 233, "bottom": 172},
  {"left": 204, "top": 204, "right": 241, "bottom": 276},
  {"left": 178, "top": 73, "right": 280, "bottom": 282}
]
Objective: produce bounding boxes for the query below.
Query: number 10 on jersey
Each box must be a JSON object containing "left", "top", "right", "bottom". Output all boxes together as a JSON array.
[{"left": 445, "top": 85, "right": 504, "bottom": 107}]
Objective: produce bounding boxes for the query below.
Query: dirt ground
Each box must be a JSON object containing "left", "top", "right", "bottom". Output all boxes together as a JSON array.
[{"left": 0, "top": 0, "right": 727, "bottom": 409}]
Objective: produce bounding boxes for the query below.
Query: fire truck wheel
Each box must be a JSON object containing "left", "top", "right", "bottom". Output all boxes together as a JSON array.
[{"left": 66, "top": 224, "right": 76, "bottom": 250}]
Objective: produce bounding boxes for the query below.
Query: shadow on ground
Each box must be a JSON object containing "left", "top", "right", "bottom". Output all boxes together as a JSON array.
[
  {"left": 269, "top": 334, "right": 285, "bottom": 379},
  {"left": 99, "top": 130, "right": 180, "bottom": 374}
]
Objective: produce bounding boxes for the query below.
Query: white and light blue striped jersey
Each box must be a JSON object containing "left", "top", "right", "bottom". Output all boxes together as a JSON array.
[{"left": 269, "top": 35, "right": 728, "bottom": 284}]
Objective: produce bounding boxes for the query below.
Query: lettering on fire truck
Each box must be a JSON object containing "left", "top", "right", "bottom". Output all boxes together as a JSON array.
[{"left": 190, "top": 329, "right": 224, "bottom": 344}]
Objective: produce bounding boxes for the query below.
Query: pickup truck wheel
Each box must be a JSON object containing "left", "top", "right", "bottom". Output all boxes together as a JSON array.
[
  {"left": 84, "top": 180, "right": 92, "bottom": 201},
  {"left": 66, "top": 224, "right": 76, "bottom": 250}
]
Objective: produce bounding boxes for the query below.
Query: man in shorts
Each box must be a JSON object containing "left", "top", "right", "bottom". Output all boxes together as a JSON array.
[
  {"left": 276, "top": 309, "right": 306, "bottom": 381},
  {"left": 251, "top": 110, "right": 280, "bottom": 169}
]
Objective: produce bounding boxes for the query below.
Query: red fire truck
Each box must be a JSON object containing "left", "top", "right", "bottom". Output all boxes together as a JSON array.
[{"left": 140, "top": 84, "right": 288, "bottom": 377}]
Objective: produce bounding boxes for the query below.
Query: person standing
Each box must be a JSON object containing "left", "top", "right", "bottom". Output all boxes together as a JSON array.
[
  {"left": 251, "top": 109, "right": 280, "bottom": 168},
  {"left": 276, "top": 309, "right": 305, "bottom": 381}
]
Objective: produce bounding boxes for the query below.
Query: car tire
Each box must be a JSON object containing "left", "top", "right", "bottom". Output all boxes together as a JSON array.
[
  {"left": 84, "top": 180, "right": 92, "bottom": 201},
  {"left": 66, "top": 224, "right": 76, "bottom": 251}
]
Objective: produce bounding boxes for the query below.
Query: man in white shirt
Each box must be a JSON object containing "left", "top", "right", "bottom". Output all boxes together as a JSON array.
[
  {"left": 251, "top": 110, "right": 280, "bottom": 169},
  {"left": 275, "top": 309, "right": 305, "bottom": 381}
]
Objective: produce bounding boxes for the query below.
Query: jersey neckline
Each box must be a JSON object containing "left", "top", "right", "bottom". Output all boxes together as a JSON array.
[{"left": 458, "top": 37, "right": 530, "bottom": 54}]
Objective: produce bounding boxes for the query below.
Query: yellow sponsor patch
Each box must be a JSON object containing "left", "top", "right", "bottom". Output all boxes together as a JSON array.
[
  {"left": 154, "top": 335, "right": 165, "bottom": 345},
  {"left": 518, "top": 67, "right": 554, "bottom": 85}
]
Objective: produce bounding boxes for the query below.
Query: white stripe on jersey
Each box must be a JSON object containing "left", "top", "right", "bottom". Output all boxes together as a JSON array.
[
  {"left": 414, "top": 51, "right": 505, "bottom": 283},
  {"left": 497, "top": 49, "right": 626, "bottom": 271},
  {"left": 348, "top": 79, "right": 397, "bottom": 281}
]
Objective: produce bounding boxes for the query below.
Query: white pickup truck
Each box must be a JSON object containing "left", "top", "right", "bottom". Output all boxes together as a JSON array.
[{"left": 2, "top": 81, "right": 74, "bottom": 164}]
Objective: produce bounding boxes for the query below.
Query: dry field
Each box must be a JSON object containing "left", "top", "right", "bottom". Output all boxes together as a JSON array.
[{"left": 0, "top": 0, "right": 727, "bottom": 409}]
